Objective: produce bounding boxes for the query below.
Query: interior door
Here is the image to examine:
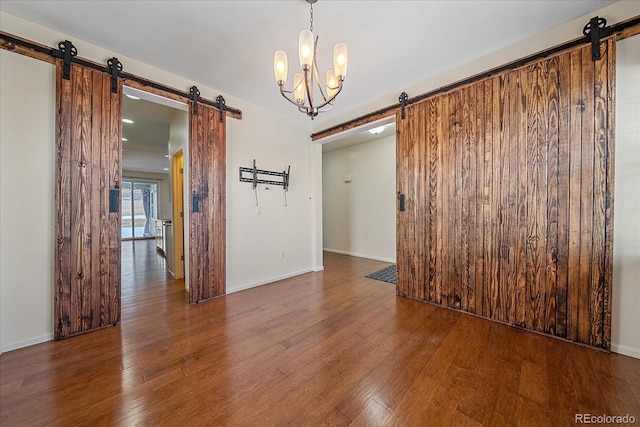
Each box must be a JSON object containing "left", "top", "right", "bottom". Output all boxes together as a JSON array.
[
  {"left": 189, "top": 103, "right": 226, "bottom": 303},
  {"left": 395, "top": 40, "right": 615, "bottom": 349},
  {"left": 172, "top": 151, "right": 185, "bottom": 279},
  {"left": 54, "top": 61, "right": 122, "bottom": 338}
]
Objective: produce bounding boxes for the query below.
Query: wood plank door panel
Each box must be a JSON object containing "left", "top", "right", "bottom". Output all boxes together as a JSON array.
[
  {"left": 55, "top": 62, "right": 122, "bottom": 338},
  {"left": 396, "top": 40, "right": 615, "bottom": 350},
  {"left": 189, "top": 103, "right": 226, "bottom": 304}
]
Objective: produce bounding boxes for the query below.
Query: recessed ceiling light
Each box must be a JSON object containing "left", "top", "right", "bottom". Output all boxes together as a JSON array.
[
  {"left": 125, "top": 94, "right": 141, "bottom": 100},
  {"left": 122, "top": 118, "right": 134, "bottom": 124},
  {"left": 122, "top": 137, "right": 128, "bottom": 142},
  {"left": 368, "top": 125, "right": 386, "bottom": 135},
  {"left": 163, "top": 168, "right": 169, "bottom": 171},
  {"left": 164, "top": 155, "right": 169, "bottom": 158}
]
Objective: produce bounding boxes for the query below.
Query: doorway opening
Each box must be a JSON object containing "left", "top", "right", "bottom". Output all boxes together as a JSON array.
[
  {"left": 120, "top": 87, "right": 189, "bottom": 305},
  {"left": 319, "top": 116, "right": 397, "bottom": 268}
]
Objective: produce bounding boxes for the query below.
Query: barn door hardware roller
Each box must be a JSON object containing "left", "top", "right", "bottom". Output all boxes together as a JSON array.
[
  {"left": 107, "top": 57, "right": 122, "bottom": 93},
  {"left": 189, "top": 86, "right": 201, "bottom": 115},
  {"left": 583, "top": 16, "right": 612, "bottom": 62},
  {"left": 239, "top": 160, "right": 291, "bottom": 190},
  {"left": 53, "top": 40, "right": 78, "bottom": 80},
  {"left": 216, "top": 95, "right": 226, "bottom": 123},
  {"left": 398, "top": 92, "right": 408, "bottom": 120}
]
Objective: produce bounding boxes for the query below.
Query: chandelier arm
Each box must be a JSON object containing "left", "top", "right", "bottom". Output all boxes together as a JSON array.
[
  {"left": 304, "top": 68, "right": 314, "bottom": 111},
  {"left": 279, "top": 85, "right": 304, "bottom": 107},
  {"left": 312, "top": 59, "right": 328, "bottom": 102},
  {"left": 317, "top": 103, "right": 334, "bottom": 112},
  {"left": 311, "top": 37, "right": 328, "bottom": 102},
  {"left": 310, "top": 79, "right": 343, "bottom": 111}
]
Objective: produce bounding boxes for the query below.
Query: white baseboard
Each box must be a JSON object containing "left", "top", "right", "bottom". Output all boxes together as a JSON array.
[
  {"left": 227, "top": 268, "right": 315, "bottom": 294},
  {"left": 313, "top": 266, "right": 324, "bottom": 272},
  {"left": 1, "top": 333, "right": 53, "bottom": 354},
  {"left": 323, "top": 248, "right": 396, "bottom": 264},
  {"left": 611, "top": 343, "right": 640, "bottom": 359}
]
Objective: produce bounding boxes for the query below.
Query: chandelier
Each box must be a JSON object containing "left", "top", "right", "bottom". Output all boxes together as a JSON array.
[{"left": 273, "top": 0, "right": 348, "bottom": 119}]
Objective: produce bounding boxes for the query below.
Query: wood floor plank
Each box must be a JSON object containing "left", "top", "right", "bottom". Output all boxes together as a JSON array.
[
  {"left": 350, "top": 399, "right": 392, "bottom": 427},
  {"left": 1, "top": 241, "right": 638, "bottom": 426}
]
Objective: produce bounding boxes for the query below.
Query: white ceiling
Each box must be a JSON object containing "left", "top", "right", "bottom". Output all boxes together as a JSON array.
[
  {"left": 0, "top": 0, "right": 616, "bottom": 129},
  {"left": 121, "top": 90, "right": 180, "bottom": 174},
  {"left": 321, "top": 116, "right": 396, "bottom": 153}
]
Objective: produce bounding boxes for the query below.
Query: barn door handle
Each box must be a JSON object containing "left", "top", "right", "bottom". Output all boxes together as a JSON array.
[
  {"left": 192, "top": 191, "right": 199, "bottom": 213},
  {"left": 109, "top": 186, "right": 119, "bottom": 213},
  {"left": 397, "top": 192, "right": 405, "bottom": 212}
]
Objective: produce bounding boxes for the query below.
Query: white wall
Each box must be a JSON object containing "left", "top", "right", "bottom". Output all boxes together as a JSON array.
[
  {"left": 310, "top": 142, "right": 324, "bottom": 271},
  {"left": 612, "top": 35, "right": 640, "bottom": 359},
  {"left": 226, "top": 103, "right": 315, "bottom": 292},
  {"left": 0, "top": 12, "right": 315, "bottom": 352},
  {"left": 0, "top": 51, "right": 55, "bottom": 352},
  {"left": 322, "top": 136, "right": 396, "bottom": 262},
  {"left": 122, "top": 171, "right": 171, "bottom": 220}
]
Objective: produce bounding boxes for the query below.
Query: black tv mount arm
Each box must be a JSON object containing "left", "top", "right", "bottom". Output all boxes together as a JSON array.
[{"left": 239, "top": 159, "right": 291, "bottom": 191}]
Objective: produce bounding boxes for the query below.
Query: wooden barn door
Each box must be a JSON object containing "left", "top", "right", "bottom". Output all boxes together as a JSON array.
[
  {"left": 55, "top": 62, "right": 122, "bottom": 338},
  {"left": 396, "top": 39, "right": 615, "bottom": 350},
  {"left": 189, "top": 103, "right": 226, "bottom": 303}
]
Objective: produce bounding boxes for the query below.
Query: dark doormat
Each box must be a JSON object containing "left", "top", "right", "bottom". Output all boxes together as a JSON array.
[{"left": 365, "top": 265, "right": 396, "bottom": 284}]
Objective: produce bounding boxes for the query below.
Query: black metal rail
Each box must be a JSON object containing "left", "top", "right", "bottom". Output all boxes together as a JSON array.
[{"left": 0, "top": 32, "right": 242, "bottom": 116}]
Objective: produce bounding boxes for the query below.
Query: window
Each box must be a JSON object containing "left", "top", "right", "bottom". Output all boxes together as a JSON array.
[{"left": 121, "top": 180, "right": 158, "bottom": 239}]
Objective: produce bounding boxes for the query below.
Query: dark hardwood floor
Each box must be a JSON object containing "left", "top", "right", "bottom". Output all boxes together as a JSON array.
[{"left": 1, "top": 240, "right": 639, "bottom": 426}]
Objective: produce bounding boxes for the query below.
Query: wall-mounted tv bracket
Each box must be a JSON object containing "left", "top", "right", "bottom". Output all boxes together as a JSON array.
[
  {"left": 583, "top": 16, "right": 612, "bottom": 62},
  {"left": 239, "top": 160, "right": 291, "bottom": 191}
]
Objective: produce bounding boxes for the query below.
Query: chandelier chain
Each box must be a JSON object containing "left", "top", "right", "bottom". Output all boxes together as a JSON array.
[{"left": 309, "top": 2, "right": 313, "bottom": 32}]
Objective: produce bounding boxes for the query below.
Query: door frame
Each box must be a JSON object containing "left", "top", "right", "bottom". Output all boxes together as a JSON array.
[
  {"left": 314, "top": 115, "right": 397, "bottom": 266},
  {"left": 122, "top": 86, "right": 190, "bottom": 289}
]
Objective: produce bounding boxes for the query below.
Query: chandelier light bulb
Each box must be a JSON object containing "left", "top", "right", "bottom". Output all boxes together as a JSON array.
[
  {"left": 334, "top": 43, "right": 348, "bottom": 79},
  {"left": 293, "top": 73, "right": 305, "bottom": 104},
  {"left": 326, "top": 70, "right": 338, "bottom": 99},
  {"left": 298, "top": 30, "right": 314, "bottom": 70},
  {"left": 274, "top": 50, "right": 288, "bottom": 85}
]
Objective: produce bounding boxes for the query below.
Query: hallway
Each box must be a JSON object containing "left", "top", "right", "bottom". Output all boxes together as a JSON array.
[{"left": 120, "top": 239, "right": 187, "bottom": 323}]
